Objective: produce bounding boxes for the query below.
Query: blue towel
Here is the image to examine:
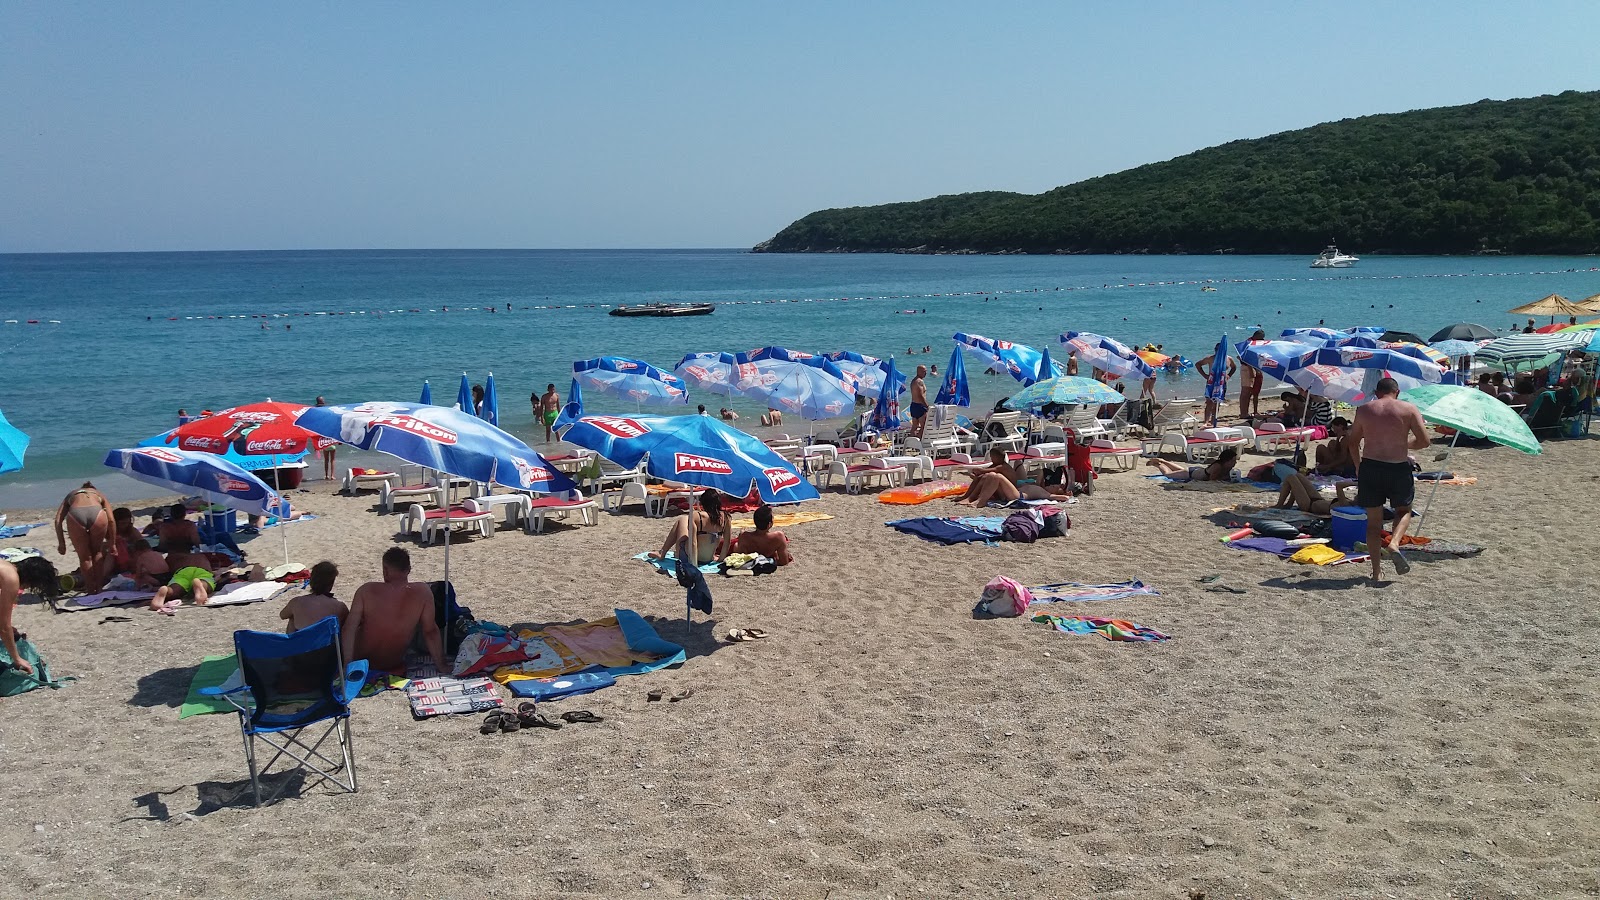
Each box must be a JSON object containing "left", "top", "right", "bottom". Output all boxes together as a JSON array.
[
  {"left": 507, "top": 670, "right": 616, "bottom": 700},
  {"left": 0, "top": 523, "right": 43, "bottom": 539},
  {"left": 887, "top": 518, "right": 997, "bottom": 545},
  {"left": 632, "top": 552, "right": 718, "bottom": 575}
]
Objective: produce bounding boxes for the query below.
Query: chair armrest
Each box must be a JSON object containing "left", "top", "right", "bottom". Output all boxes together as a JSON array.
[{"left": 341, "top": 659, "right": 371, "bottom": 704}]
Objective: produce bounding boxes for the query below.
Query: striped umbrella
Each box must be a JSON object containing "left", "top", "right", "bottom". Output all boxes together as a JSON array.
[
  {"left": 1476, "top": 332, "right": 1588, "bottom": 373},
  {"left": 1059, "top": 331, "right": 1155, "bottom": 380}
]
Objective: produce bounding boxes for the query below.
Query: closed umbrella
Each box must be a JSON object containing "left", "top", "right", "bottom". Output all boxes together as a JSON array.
[
  {"left": 1203, "top": 334, "right": 1231, "bottom": 425},
  {"left": 574, "top": 356, "right": 689, "bottom": 409},
  {"left": 1429, "top": 323, "right": 1497, "bottom": 343},
  {"left": 1032, "top": 346, "right": 1056, "bottom": 386},
  {"left": 480, "top": 373, "right": 499, "bottom": 426},
  {"left": 1476, "top": 332, "right": 1588, "bottom": 373},
  {"left": 419, "top": 380, "right": 433, "bottom": 405},
  {"left": 455, "top": 374, "right": 473, "bottom": 414},
  {"left": 0, "top": 410, "right": 30, "bottom": 475},
  {"left": 1400, "top": 383, "right": 1541, "bottom": 537},
  {"left": 868, "top": 357, "right": 904, "bottom": 433},
  {"left": 935, "top": 343, "right": 969, "bottom": 407}
]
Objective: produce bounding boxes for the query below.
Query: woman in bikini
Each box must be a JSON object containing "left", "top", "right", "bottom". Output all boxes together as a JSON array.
[
  {"left": 1275, "top": 471, "right": 1355, "bottom": 516},
  {"left": 53, "top": 482, "right": 115, "bottom": 593},
  {"left": 1145, "top": 447, "right": 1240, "bottom": 482},
  {"left": 648, "top": 491, "right": 732, "bottom": 565}
]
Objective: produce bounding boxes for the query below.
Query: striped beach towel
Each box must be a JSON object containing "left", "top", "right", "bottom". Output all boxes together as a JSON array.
[
  {"left": 1031, "top": 615, "right": 1170, "bottom": 642},
  {"left": 1027, "top": 581, "right": 1159, "bottom": 604}
]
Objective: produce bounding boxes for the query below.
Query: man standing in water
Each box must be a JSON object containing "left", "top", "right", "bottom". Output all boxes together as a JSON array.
[
  {"left": 536, "top": 383, "right": 561, "bottom": 443},
  {"left": 1347, "top": 377, "right": 1431, "bottom": 582},
  {"left": 907, "top": 365, "right": 929, "bottom": 439}
]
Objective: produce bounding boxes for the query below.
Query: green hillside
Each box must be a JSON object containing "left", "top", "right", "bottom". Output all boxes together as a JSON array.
[{"left": 755, "top": 90, "right": 1600, "bottom": 255}]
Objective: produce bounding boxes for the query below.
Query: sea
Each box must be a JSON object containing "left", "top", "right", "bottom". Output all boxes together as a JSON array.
[{"left": 3, "top": 249, "right": 1597, "bottom": 506}]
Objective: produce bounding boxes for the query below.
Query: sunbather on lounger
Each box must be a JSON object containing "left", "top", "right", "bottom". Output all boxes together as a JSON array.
[{"left": 1274, "top": 471, "right": 1355, "bottom": 516}]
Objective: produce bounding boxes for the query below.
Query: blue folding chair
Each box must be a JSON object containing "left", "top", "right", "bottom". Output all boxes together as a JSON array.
[{"left": 201, "top": 616, "right": 369, "bottom": 807}]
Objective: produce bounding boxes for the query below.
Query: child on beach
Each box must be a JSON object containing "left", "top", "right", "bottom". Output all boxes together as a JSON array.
[{"left": 279, "top": 561, "right": 347, "bottom": 634}]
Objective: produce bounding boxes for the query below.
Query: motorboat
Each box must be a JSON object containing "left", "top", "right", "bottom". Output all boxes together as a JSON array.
[
  {"left": 1310, "top": 245, "right": 1359, "bottom": 268},
  {"left": 607, "top": 303, "right": 715, "bottom": 318}
]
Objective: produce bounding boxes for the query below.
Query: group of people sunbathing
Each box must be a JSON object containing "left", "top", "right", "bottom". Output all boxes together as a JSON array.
[
  {"left": 645, "top": 493, "right": 793, "bottom": 568},
  {"left": 277, "top": 548, "right": 449, "bottom": 675}
]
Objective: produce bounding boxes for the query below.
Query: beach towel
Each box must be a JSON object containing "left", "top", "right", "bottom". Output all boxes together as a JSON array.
[
  {"left": 1289, "top": 544, "right": 1347, "bottom": 565},
  {"left": 55, "top": 590, "right": 157, "bottom": 612},
  {"left": 0, "top": 522, "right": 43, "bottom": 539},
  {"left": 729, "top": 510, "right": 835, "bottom": 528},
  {"left": 406, "top": 673, "right": 505, "bottom": 718},
  {"left": 180, "top": 654, "right": 243, "bottom": 718},
  {"left": 1147, "top": 475, "right": 1275, "bottom": 493},
  {"left": 886, "top": 517, "right": 998, "bottom": 545},
  {"left": 1031, "top": 614, "right": 1171, "bottom": 642},
  {"left": 1027, "top": 581, "right": 1160, "bottom": 604},
  {"left": 506, "top": 670, "right": 617, "bottom": 701},
  {"left": 1228, "top": 535, "right": 1369, "bottom": 566},
  {"left": 498, "top": 610, "right": 687, "bottom": 684},
  {"left": 1, "top": 638, "right": 71, "bottom": 696},
  {"left": 633, "top": 552, "right": 718, "bottom": 575},
  {"left": 0, "top": 547, "right": 42, "bottom": 563},
  {"left": 1388, "top": 534, "right": 1484, "bottom": 556},
  {"left": 204, "top": 581, "right": 289, "bottom": 607},
  {"left": 261, "top": 514, "right": 319, "bottom": 528},
  {"left": 453, "top": 631, "right": 566, "bottom": 677}
]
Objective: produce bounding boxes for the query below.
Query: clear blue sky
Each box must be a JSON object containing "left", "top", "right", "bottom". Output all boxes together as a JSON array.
[{"left": 4, "top": 1, "right": 1597, "bottom": 252}]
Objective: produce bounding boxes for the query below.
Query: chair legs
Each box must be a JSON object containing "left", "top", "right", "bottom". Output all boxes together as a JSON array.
[{"left": 239, "top": 716, "right": 358, "bottom": 808}]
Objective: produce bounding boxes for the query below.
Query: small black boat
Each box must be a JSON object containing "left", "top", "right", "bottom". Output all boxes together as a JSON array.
[{"left": 608, "top": 303, "right": 715, "bottom": 318}]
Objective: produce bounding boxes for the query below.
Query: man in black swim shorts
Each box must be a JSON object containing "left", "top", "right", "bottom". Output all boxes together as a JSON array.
[
  {"left": 1347, "top": 378, "right": 1432, "bottom": 582},
  {"left": 907, "top": 365, "right": 930, "bottom": 439}
]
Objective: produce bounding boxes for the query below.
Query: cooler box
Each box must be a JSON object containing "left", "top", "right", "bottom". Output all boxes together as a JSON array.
[
  {"left": 1329, "top": 507, "right": 1365, "bottom": 551},
  {"left": 204, "top": 507, "right": 238, "bottom": 535}
]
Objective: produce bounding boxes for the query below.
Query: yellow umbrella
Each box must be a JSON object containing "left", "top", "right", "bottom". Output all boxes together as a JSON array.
[
  {"left": 1576, "top": 293, "right": 1600, "bottom": 313},
  {"left": 1508, "top": 293, "right": 1590, "bottom": 320}
]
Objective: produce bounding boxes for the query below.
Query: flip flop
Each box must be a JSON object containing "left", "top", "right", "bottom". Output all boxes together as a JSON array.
[
  {"left": 525, "top": 713, "right": 563, "bottom": 730},
  {"left": 1384, "top": 546, "right": 1412, "bottom": 575},
  {"left": 480, "top": 711, "right": 506, "bottom": 734},
  {"left": 742, "top": 628, "right": 769, "bottom": 640},
  {"left": 725, "top": 628, "right": 752, "bottom": 643},
  {"left": 560, "top": 710, "right": 604, "bottom": 724},
  {"left": 647, "top": 689, "right": 665, "bottom": 702},
  {"left": 515, "top": 701, "right": 541, "bottom": 728},
  {"left": 98, "top": 615, "right": 133, "bottom": 624},
  {"left": 669, "top": 688, "right": 695, "bottom": 703},
  {"left": 499, "top": 711, "right": 521, "bottom": 732}
]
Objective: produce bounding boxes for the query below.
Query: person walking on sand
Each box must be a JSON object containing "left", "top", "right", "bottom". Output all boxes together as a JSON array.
[
  {"left": 908, "top": 365, "right": 929, "bottom": 439},
  {"left": 342, "top": 548, "right": 446, "bottom": 674},
  {"left": 1347, "top": 377, "right": 1431, "bottom": 582},
  {"left": 537, "top": 383, "right": 561, "bottom": 443}
]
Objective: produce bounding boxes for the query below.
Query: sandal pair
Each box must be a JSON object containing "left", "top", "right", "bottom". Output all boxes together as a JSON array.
[
  {"left": 725, "top": 627, "right": 769, "bottom": 643},
  {"left": 516, "top": 701, "right": 562, "bottom": 730}
]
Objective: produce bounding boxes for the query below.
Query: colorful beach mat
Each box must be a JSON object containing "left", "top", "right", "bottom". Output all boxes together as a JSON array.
[
  {"left": 1027, "top": 581, "right": 1160, "bottom": 604},
  {"left": 632, "top": 552, "right": 719, "bottom": 575},
  {"left": 1031, "top": 614, "right": 1170, "bottom": 642},
  {"left": 1146, "top": 475, "right": 1276, "bottom": 493}
]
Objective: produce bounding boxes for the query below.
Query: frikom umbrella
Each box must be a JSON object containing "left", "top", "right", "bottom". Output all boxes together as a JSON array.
[
  {"left": 1059, "top": 331, "right": 1155, "bottom": 380},
  {"left": 733, "top": 351, "right": 855, "bottom": 421},
  {"left": 953, "top": 333, "right": 1063, "bottom": 383},
  {"left": 868, "top": 356, "right": 904, "bottom": 433},
  {"left": 574, "top": 356, "right": 689, "bottom": 408},
  {"left": 935, "top": 343, "right": 969, "bottom": 407},
  {"left": 104, "top": 447, "right": 287, "bottom": 517},
  {"left": 1287, "top": 346, "right": 1442, "bottom": 405},
  {"left": 674, "top": 352, "right": 741, "bottom": 400},
  {"left": 825, "top": 351, "right": 905, "bottom": 398},
  {"left": 0, "top": 410, "right": 30, "bottom": 474},
  {"left": 480, "top": 372, "right": 499, "bottom": 426},
  {"left": 1400, "top": 383, "right": 1541, "bottom": 537}
]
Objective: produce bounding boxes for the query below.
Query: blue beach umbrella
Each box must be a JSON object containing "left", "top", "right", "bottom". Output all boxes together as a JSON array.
[
  {"left": 935, "top": 344, "right": 969, "bottom": 407},
  {"left": 555, "top": 413, "right": 818, "bottom": 504},
  {"left": 455, "top": 373, "right": 472, "bottom": 413},
  {"left": 1059, "top": 331, "right": 1154, "bottom": 380},
  {"left": 480, "top": 373, "right": 499, "bottom": 426},
  {"left": 826, "top": 351, "right": 904, "bottom": 398},
  {"left": 953, "top": 332, "right": 1062, "bottom": 384},
  {"left": 1236, "top": 340, "right": 1318, "bottom": 382},
  {"left": 1430, "top": 339, "right": 1482, "bottom": 359},
  {"left": 869, "top": 357, "right": 904, "bottom": 432},
  {"left": 1031, "top": 346, "right": 1056, "bottom": 386},
  {"left": 0, "top": 410, "right": 31, "bottom": 474},
  {"left": 733, "top": 351, "right": 855, "bottom": 421},
  {"left": 104, "top": 447, "right": 286, "bottom": 517},
  {"left": 1288, "top": 346, "right": 1444, "bottom": 405},
  {"left": 1005, "top": 376, "right": 1125, "bottom": 412},
  {"left": 419, "top": 380, "right": 432, "bottom": 405},
  {"left": 574, "top": 356, "right": 689, "bottom": 408},
  {"left": 674, "top": 352, "right": 740, "bottom": 400},
  {"left": 1204, "top": 334, "right": 1231, "bottom": 424}
]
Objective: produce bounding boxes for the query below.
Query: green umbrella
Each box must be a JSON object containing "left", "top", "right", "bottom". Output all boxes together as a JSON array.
[
  {"left": 1004, "top": 376, "right": 1125, "bottom": 411},
  {"left": 1401, "top": 383, "right": 1540, "bottom": 538}
]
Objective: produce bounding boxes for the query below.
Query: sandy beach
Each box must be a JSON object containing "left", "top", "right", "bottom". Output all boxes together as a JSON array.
[{"left": 2, "top": 432, "right": 1598, "bottom": 899}]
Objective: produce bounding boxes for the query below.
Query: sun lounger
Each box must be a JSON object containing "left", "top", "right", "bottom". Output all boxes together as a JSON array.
[
  {"left": 382, "top": 480, "right": 444, "bottom": 514},
  {"left": 1088, "top": 438, "right": 1141, "bottom": 472},
  {"left": 825, "top": 458, "right": 908, "bottom": 493},
  {"left": 1253, "top": 421, "right": 1318, "bottom": 453},
  {"left": 464, "top": 493, "right": 531, "bottom": 529},
  {"left": 342, "top": 468, "right": 399, "bottom": 494},
  {"left": 1017, "top": 445, "right": 1067, "bottom": 477},
  {"left": 929, "top": 452, "right": 987, "bottom": 478},
  {"left": 1141, "top": 429, "right": 1249, "bottom": 462},
  {"left": 523, "top": 490, "right": 598, "bottom": 533},
  {"left": 404, "top": 503, "right": 493, "bottom": 545}
]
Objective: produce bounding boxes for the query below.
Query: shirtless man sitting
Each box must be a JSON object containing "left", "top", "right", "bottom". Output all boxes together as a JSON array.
[
  {"left": 733, "top": 505, "right": 793, "bottom": 566},
  {"left": 158, "top": 503, "right": 201, "bottom": 548},
  {"left": 1347, "top": 377, "right": 1432, "bottom": 582},
  {"left": 341, "top": 548, "right": 446, "bottom": 674}
]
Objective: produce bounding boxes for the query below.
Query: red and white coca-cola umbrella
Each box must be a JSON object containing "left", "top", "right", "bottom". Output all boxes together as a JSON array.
[{"left": 165, "top": 401, "right": 336, "bottom": 456}]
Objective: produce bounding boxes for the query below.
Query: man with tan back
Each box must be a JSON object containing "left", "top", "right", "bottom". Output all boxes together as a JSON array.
[
  {"left": 341, "top": 548, "right": 447, "bottom": 674},
  {"left": 1347, "top": 377, "right": 1431, "bottom": 582}
]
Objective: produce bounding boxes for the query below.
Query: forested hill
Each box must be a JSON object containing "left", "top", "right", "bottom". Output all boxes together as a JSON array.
[{"left": 754, "top": 91, "right": 1600, "bottom": 256}]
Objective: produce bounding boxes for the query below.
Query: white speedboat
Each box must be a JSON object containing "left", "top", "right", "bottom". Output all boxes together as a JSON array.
[{"left": 1310, "top": 245, "right": 1359, "bottom": 268}]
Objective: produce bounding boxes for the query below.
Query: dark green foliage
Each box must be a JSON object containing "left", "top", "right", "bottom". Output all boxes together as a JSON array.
[{"left": 755, "top": 91, "right": 1600, "bottom": 255}]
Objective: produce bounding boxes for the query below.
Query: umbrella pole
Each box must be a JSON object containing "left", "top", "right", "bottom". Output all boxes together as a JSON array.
[
  {"left": 686, "top": 513, "right": 697, "bottom": 632},
  {"left": 273, "top": 454, "right": 289, "bottom": 566},
  {"left": 1413, "top": 431, "right": 1459, "bottom": 539}
]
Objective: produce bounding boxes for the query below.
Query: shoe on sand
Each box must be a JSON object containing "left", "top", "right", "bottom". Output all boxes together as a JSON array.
[{"left": 1383, "top": 546, "right": 1411, "bottom": 575}]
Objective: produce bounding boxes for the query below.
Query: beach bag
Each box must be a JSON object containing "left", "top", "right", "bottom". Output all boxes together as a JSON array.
[
  {"left": 0, "top": 638, "right": 68, "bottom": 697},
  {"left": 1002, "top": 510, "right": 1043, "bottom": 543},
  {"left": 1038, "top": 505, "right": 1068, "bottom": 538},
  {"left": 979, "top": 576, "right": 1033, "bottom": 617}
]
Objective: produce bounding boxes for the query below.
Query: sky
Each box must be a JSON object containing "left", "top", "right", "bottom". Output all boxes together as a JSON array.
[{"left": 3, "top": 1, "right": 1598, "bottom": 253}]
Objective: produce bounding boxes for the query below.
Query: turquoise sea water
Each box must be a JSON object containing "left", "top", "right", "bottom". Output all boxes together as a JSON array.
[{"left": 3, "top": 249, "right": 1597, "bottom": 497}]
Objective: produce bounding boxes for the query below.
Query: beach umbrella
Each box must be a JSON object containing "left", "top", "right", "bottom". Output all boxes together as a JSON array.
[
  {"left": 137, "top": 430, "right": 308, "bottom": 474},
  {"left": 1475, "top": 332, "right": 1588, "bottom": 373},
  {"left": 935, "top": 343, "right": 970, "bottom": 407},
  {"left": 1136, "top": 349, "right": 1171, "bottom": 368},
  {"left": 453, "top": 373, "right": 472, "bottom": 414},
  {"left": 1429, "top": 322, "right": 1497, "bottom": 342},
  {"left": 563, "top": 377, "right": 584, "bottom": 421},
  {"left": 953, "top": 333, "right": 1062, "bottom": 384},
  {"left": 733, "top": 351, "right": 855, "bottom": 421},
  {"left": 1236, "top": 340, "right": 1318, "bottom": 381},
  {"left": 1286, "top": 346, "right": 1443, "bottom": 405},
  {"left": 1555, "top": 321, "right": 1600, "bottom": 333},
  {"left": 1531, "top": 322, "right": 1575, "bottom": 334},
  {"left": 104, "top": 447, "right": 287, "bottom": 517},
  {"left": 1030, "top": 346, "right": 1056, "bottom": 387},
  {"left": 1379, "top": 330, "right": 1427, "bottom": 345},
  {"left": 1203, "top": 334, "right": 1231, "bottom": 424},
  {"left": 555, "top": 413, "right": 818, "bottom": 505},
  {"left": 480, "top": 372, "right": 499, "bottom": 426},
  {"left": 163, "top": 401, "right": 332, "bottom": 457},
  {"left": 825, "top": 351, "right": 905, "bottom": 398},
  {"left": 419, "top": 380, "right": 432, "bottom": 405},
  {"left": 1509, "top": 293, "right": 1589, "bottom": 323},
  {"left": 1380, "top": 341, "right": 1451, "bottom": 369},
  {"left": 296, "top": 402, "right": 578, "bottom": 595},
  {"left": 1578, "top": 293, "right": 1600, "bottom": 313},
  {"left": 574, "top": 356, "right": 689, "bottom": 409},
  {"left": 1279, "top": 327, "right": 1380, "bottom": 349},
  {"left": 0, "top": 410, "right": 29, "bottom": 475},
  {"left": 1401, "top": 383, "right": 1542, "bottom": 537},
  {"left": 868, "top": 357, "right": 904, "bottom": 433},
  {"left": 1430, "top": 339, "right": 1482, "bottom": 359},
  {"left": 1059, "top": 331, "right": 1155, "bottom": 380},
  {"left": 1004, "top": 376, "right": 1125, "bottom": 412},
  {"left": 673, "top": 352, "right": 741, "bottom": 399}
]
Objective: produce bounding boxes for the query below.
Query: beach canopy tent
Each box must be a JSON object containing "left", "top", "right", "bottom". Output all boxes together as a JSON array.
[
  {"left": 1428, "top": 322, "right": 1497, "bottom": 343},
  {"left": 1475, "top": 331, "right": 1589, "bottom": 373},
  {"left": 1400, "top": 383, "right": 1542, "bottom": 536},
  {"left": 553, "top": 413, "right": 818, "bottom": 505},
  {"left": 105, "top": 447, "right": 287, "bottom": 517},
  {"left": 953, "top": 333, "right": 1064, "bottom": 384},
  {"left": 935, "top": 344, "right": 969, "bottom": 407},
  {"left": 732, "top": 350, "right": 855, "bottom": 421},
  {"left": 0, "top": 410, "right": 30, "bottom": 475},
  {"left": 1509, "top": 294, "right": 1590, "bottom": 322},
  {"left": 574, "top": 356, "right": 689, "bottom": 408},
  {"left": 1059, "top": 331, "right": 1154, "bottom": 380}
]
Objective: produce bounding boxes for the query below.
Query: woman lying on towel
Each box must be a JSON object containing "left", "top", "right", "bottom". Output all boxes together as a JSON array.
[
  {"left": 648, "top": 491, "right": 732, "bottom": 565},
  {"left": 1145, "top": 447, "right": 1240, "bottom": 483},
  {"left": 1274, "top": 471, "right": 1355, "bottom": 517}
]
